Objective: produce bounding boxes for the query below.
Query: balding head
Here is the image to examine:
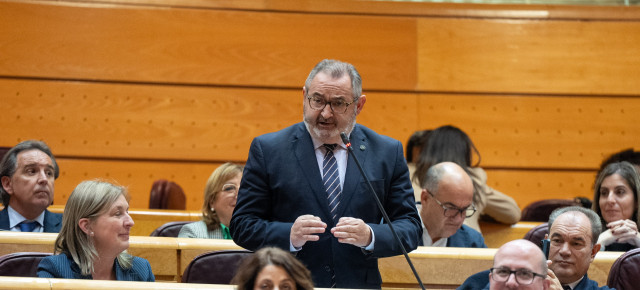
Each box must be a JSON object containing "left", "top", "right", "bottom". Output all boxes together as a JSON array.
[
  {"left": 420, "top": 162, "right": 475, "bottom": 242},
  {"left": 490, "top": 239, "right": 549, "bottom": 290},
  {"left": 424, "top": 162, "right": 474, "bottom": 199}
]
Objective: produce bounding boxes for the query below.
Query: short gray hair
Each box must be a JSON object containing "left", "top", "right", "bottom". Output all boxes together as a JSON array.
[
  {"left": 548, "top": 206, "right": 602, "bottom": 246},
  {"left": 304, "top": 59, "right": 362, "bottom": 101},
  {"left": 423, "top": 165, "right": 445, "bottom": 195}
]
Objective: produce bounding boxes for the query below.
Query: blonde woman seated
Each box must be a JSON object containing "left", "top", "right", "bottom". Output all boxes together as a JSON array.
[
  {"left": 37, "top": 180, "right": 154, "bottom": 281},
  {"left": 179, "top": 162, "right": 243, "bottom": 239},
  {"left": 232, "top": 247, "right": 314, "bottom": 290}
]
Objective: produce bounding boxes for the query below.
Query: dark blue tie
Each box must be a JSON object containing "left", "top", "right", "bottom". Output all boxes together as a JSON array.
[
  {"left": 322, "top": 144, "right": 340, "bottom": 288},
  {"left": 322, "top": 144, "right": 341, "bottom": 223},
  {"left": 19, "top": 220, "right": 38, "bottom": 232}
]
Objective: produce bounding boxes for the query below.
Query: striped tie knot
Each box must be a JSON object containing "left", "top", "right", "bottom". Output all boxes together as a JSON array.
[{"left": 323, "top": 144, "right": 337, "bottom": 153}]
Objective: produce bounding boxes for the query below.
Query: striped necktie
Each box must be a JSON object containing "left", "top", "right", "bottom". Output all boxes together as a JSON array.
[
  {"left": 322, "top": 144, "right": 341, "bottom": 224},
  {"left": 323, "top": 143, "right": 340, "bottom": 288}
]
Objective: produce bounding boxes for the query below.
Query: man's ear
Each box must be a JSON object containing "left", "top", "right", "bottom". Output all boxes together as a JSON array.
[
  {"left": 355, "top": 95, "right": 366, "bottom": 115},
  {"left": 421, "top": 189, "right": 429, "bottom": 204},
  {"left": 78, "top": 218, "right": 92, "bottom": 235},
  {"left": 590, "top": 243, "right": 601, "bottom": 261},
  {"left": 1, "top": 176, "right": 13, "bottom": 195}
]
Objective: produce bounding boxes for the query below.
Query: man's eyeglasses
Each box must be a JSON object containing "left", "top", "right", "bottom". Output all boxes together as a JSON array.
[
  {"left": 221, "top": 184, "right": 238, "bottom": 194},
  {"left": 306, "top": 95, "right": 355, "bottom": 114},
  {"left": 490, "top": 267, "right": 546, "bottom": 285},
  {"left": 428, "top": 191, "right": 476, "bottom": 218}
]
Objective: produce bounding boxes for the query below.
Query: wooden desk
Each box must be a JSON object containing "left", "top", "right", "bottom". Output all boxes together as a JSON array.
[
  {"left": 380, "top": 247, "right": 621, "bottom": 289},
  {"left": 480, "top": 221, "right": 542, "bottom": 248},
  {"left": 0, "top": 276, "right": 234, "bottom": 290},
  {"left": 0, "top": 233, "right": 622, "bottom": 288},
  {"left": 48, "top": 206, "right": 201, "bottom": 236},
  {"left": 0, "top": 233, "right": 179, "bottom": 282}
]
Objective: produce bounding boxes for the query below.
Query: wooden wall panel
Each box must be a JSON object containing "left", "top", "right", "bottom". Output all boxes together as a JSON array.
[
  {"left": 1, "top": 79, "right": 298, "bottom": 160},
  {"left": 0, "top": 0, "right": 417, "bottom": 91},
  {"left": 417, "top": 17, "right": 640, "bottom": 95},
  {"left": 54, "top": 159, "right": 223, "bottom": 210},
  {"left": 2, "top": 0, "right": 639, "bottom": 211},
  {"left": 1, "top": 79, "right": 416, "bottom": 162},
  {"left": 484, "top": 169, "right": 597, "bottom": 209},
  {"left": 417, "top": 94, "right": 640, "bottom": 169}
]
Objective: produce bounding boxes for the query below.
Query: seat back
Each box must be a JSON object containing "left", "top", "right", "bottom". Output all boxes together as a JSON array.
[
  {"left": 520, "top": 199, "right": 580, "bottom": 222},
  {"left": 523, "top": 223, "right": 549, "bottom": 249},
  {"left": 458, "top": 269, "right": 490, "bottom": 290},
  {"left": 0, "top": 252, "right": 52, "bottom": 277},
  {"left": 150, "top": 221, "right": 191, "bottom": 237},
  {"left": 149, "top": 179, "right": 186, "bottom": 210},
  {"left": 607, "top": 248, "right": 640, "bottom": 289},
  {"left": 182, "top": 250, "right": 253, "bottom": 284}
]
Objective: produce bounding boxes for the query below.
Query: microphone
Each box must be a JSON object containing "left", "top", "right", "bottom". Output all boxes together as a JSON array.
[{"left": 340, "top": 132, "right": 425, "bottom": 290}]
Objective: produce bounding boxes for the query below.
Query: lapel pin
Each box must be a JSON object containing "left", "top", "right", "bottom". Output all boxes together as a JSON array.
[{"left": 360, "top": 145, "right": 366, "bottom": 151}]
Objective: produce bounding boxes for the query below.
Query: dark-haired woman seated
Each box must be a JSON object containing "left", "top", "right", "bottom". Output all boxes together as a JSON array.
[
  {"left": 413, "top": 125, "right": 521, "bottom": 233},
  {"left": 232, "top": 247, "right": 314, "bottom": 290},
  {"left": 38, "top": 180, "right": 154, "bottom": 281},
  {"left": 593, "top": 161, "right": 640, "bottom": 251}
]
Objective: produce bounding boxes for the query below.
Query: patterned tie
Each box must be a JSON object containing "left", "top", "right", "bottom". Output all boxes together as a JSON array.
[
  {"left": 562, "top": 286, "right": 571, "bottom": 290},
  {"left": 322, "top": 144, "right": 341, "bottom": 224},
  {"left": 19, "top": 220, "right": 38, "bottom": 232}
]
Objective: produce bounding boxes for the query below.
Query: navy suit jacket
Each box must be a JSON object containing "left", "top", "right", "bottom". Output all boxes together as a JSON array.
[
  {"left": 418, "top": 224, "right": 487, "bottom": 248},
  {"left": 37, "top": 253, "right": 155, "bottom": 281},
  {"left": 447, "top": 224, "right": 487, "bottom": 248},
  {"left": 230, "top": 123, "right": 422, "bottom": 289},
  {"left": 573, "top": 274, "right": 614, "bottom": 290},
  {"left": 0, "top": 207, "right": 62, "bottom": 232}
]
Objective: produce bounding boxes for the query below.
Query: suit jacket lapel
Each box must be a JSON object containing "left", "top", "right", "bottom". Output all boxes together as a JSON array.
[
  {"left": 337, "top": 127, "right": 367, "bottom": 219},
  {"left": 42, "top": 210, "right": 61, "bottom": 233},
  {"left": 293, "top": 124, "right": 333, "bottom": 221},
  {"left": 0, "top": 208, "right": 9, "bottom": 230}
]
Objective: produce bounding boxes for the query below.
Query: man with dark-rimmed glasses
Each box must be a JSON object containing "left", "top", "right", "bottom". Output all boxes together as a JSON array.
[
  {"left": 416, "top": 161, "right": 486, "bottom": 247},
  {"left": 489, "top": 239, "right": 550, "bottom": 290}
]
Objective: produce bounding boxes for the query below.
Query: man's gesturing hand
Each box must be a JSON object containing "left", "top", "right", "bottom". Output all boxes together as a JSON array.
[{"left": 291, "top": 215, "right": 327, "bottom": 248}]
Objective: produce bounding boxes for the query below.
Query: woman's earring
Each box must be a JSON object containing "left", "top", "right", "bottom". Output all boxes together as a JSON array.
[{"left": 210, "top": 207, "right": 215, "bottom": 213}]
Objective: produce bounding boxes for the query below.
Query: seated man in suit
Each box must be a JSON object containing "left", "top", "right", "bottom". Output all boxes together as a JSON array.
[
  {"left": 0, "top": 140, "right": 62, "bottom": 232},
  {"left": 417, "top": 162, "right": 486, "bottom": 247},
  {"left": 490, "top": 239, "right": 550, "bottom": 289},
  {"left": 546, "top": 206, "right": 613, "bottom": 290},
  {"left": 459, "top": 239, "right": 549, "bottom": 289}
]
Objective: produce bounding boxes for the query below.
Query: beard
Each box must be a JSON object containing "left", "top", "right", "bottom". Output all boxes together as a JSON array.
[{"left": 303, "top": 106, "right": 357, "bottom": 144}]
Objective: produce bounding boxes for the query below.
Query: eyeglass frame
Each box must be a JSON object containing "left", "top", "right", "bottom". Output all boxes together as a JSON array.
[
  {"left": 220, "top": 183, "right": 238, "bottom": 194},
  {"left": 306, "top": 95, "right": 356, "bottom": 114},
  {"left": 489, "top": 267, "right": 546, "bottom": 285},
  {"left": 427, "top": 191, "right": 476, "bottom": 218}
]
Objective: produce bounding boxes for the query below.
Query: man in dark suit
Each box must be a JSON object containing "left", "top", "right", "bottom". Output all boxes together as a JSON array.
[
  {"left": 546, "top": 207, "right": 613, "bottom": 290},
  {"left": 230, "top": 59, "right": 422, "bottom": 289},
  {"left": 0, "top": 140, "right": 62, "bottom": 232},
  {"left": 416, "top": 162, "right": 486, "bottom": 247}
]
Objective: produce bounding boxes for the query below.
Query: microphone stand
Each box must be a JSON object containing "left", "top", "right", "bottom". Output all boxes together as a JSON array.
[{"left": 340, "top": 132, "right": 426, "bottom": 290}]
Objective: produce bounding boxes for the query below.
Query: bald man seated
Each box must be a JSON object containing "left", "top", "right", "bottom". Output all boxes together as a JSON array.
[
  {"left": 417, "top": 162, "right": 486, "bottom": 247},
  {"left": 460, "top": 239, "right": 549, "bottom": 289}
]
